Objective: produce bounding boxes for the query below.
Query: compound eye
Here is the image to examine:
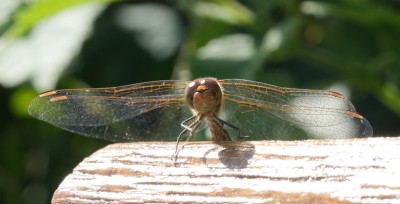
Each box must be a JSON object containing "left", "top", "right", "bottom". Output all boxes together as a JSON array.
[{"left": 185, "top": 80, "right": 199, "bottom": 106}]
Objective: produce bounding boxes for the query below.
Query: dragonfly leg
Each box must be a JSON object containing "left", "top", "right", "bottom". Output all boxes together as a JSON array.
[
  {"left": 185, "top": 116, "right": 203, "bottom": 142},
  {"left": 212, "top": 114, "right": 246, "bottom": 140},
  {"left": 172, "top": 114, "right": 203, "bottom": 160},
  {"left": 212, "top": 117, "right": 232, "bottom": 141},
  {"left": 180, "top": 115, "right": 197, "bottom": 132}
]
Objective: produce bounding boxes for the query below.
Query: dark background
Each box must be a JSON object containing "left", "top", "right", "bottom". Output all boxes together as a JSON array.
[{"left": 1, "top": 0, "right": 399, "bottom": 203}]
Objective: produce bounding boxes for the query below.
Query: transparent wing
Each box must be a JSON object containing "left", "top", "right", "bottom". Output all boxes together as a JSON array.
[
  {"left": 219, "top": 79, "right": 373, "bottom": 140},
  {"left": 28, "top": 80, "right": 193, "bottom": 141}
]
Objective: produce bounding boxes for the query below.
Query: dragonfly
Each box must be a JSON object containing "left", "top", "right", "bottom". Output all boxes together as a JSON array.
[{"left": 28, "top": 77, "right": 373, "bottom": 150}]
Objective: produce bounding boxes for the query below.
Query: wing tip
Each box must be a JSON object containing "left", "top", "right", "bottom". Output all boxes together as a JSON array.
[
  {"left": 329, "top": 91, "right": 345, "bottom": 99},
  {"left": 345, "top": 111, "right": 374, "bottom": 137},
  {"left": 346, "top": 111, "right": 364, "bottom": 119}
]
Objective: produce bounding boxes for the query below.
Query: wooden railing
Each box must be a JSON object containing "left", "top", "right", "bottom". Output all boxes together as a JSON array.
[{"left": 52, "top": 137, "right": 400, "bottom": 203}]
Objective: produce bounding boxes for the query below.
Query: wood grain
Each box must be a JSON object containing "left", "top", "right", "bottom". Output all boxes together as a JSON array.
[{"left": 52, "top": 137, "right": 400, "bottom": 203}]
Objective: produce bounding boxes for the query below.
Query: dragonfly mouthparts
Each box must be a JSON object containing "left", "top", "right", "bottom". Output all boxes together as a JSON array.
[{"left": 196, "top": 85, "right": 208, "bottom": 93}]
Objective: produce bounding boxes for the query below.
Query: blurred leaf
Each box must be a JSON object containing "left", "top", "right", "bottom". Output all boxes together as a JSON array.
[
  {"left": 191, "top": 33, "right": 258, "bottom": 78},
  {"left": 260, "top": 17, "right": 300, "bottom": 59},
  {"left": 7, "top": 0, "right": 117, "bottom": 38},
  {"left": 0, "top": 0, "right": 19, "bottom": 29},
  {"left": 9, "top": 87, "right": 37, "bottom": 118},
  {"left": 114, "top": 3, "right": 183, "bottom": 60},
  {"left": 0, "top": 3, "right": 105, "bottom": 91},
  {"left": 376, "top": 82, "right": 400, "bottom": 116},
  {"left": 196, "top": 34, "right": 255, "bottom": 61},
  {"left": 192, "top": 0, "right": 254, "bottom": 26}
]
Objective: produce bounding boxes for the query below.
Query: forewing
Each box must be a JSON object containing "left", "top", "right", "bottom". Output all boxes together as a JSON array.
[
  {"left": 219, "top": 79, "right": 373, "bottom": 140},
  {"left": 28, "top": 80, "right": 193, "bottom": 141}
]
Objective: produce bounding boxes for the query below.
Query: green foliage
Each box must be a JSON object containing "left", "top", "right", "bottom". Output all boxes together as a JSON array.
[
  {"left": 7, "top": 0, "right": 118, "bottom": 38},
  {"left": 1, "top": 0, "right": 400, "bottom": 203}
]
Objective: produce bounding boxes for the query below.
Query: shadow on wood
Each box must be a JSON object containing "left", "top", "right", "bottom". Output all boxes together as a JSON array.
[{"left": 52, "top": 137, "right": 400, "bottom": 203}]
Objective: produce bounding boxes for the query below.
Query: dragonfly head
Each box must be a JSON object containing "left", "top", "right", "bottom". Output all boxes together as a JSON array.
[{"left": 185, "top": 78, "right": 223, "bottom": 115}]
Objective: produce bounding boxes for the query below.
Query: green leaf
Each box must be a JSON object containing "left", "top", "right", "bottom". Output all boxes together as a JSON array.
[{"left": 8, "top": 0, "right": 117, "bottom": 38}]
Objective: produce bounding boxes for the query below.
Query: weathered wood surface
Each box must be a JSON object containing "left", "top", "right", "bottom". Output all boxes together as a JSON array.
[{"left": 52, "top": 137, "right": 400, "bottom": 204}]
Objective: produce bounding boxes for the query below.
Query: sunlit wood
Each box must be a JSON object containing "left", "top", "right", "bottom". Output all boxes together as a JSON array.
[{"left": 52, "top": 137, "right": 400, "bottom": 203}]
